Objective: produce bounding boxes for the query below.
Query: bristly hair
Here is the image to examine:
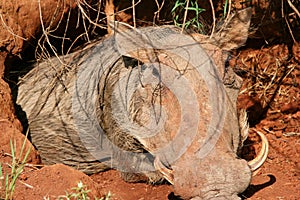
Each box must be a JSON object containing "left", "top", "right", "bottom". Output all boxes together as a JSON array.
[{"left": 239, "top": 109, "right": 249, "bottom": 145}]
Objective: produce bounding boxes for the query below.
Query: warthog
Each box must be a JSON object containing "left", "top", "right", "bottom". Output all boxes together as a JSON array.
[{"left": 17, "top": 8, "right": 268, "bottom": 200}]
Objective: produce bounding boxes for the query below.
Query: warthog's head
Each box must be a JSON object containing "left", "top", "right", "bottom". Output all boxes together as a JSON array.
[
  {"left": 149, "top": 8, "right": 268, "bottom": 199},
  {"left": 101, "top": 8, "right": 268, "bottom": 200}
]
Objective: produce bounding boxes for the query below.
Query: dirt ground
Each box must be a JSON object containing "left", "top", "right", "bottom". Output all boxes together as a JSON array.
[{"left": 0, "top": 0, "right": 300, "bottom": 200}]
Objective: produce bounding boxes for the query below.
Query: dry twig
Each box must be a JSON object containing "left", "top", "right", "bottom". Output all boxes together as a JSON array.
[
  {"left": 181, "top": 0, "right": 190, "bottom": 34},
  {"left": 287, "top": 0, "right": 300, "bottom": 18},
  {"left": 209, "top": 0, "right": 216, "bottom": 38},
  {"left": 153, "top": 0, "right": 165, "bottom": 24}
]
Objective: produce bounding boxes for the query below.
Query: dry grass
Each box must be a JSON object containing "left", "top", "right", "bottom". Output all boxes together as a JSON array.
[
  {"left": 33, "top": 0, "right": 242, "bottom": 63},
  {"left": 238, "top": 45, "right": 296, "bottom": 109}
]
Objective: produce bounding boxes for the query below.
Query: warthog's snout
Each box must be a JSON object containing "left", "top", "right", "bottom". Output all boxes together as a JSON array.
[{"left": 155, "top": 129, "right": 268, "bottom": 199}]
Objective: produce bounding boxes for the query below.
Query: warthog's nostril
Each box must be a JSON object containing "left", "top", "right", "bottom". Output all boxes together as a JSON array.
[{"left": 248, "top": 130, "right": 269, "bottom": 173}]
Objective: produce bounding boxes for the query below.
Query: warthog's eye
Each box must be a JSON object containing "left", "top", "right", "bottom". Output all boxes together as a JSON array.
[
  {"left": 122, "top": 56, "right": 143, "bottom": 69},
  {"left": 225, "top": 53, "right": 231, "bottom": 68}
]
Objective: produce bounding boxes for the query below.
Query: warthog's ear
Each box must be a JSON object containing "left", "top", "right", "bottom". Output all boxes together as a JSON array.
[{"left": 213, "top": 7, "right": 252, "bottom": 51}]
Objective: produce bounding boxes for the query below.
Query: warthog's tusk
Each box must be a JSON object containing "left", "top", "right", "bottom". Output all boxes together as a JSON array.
[
  {"left": 154, "top": 156, "right": 174, "bottom": 185},
  {"left": 248, "top": 130, "right": 269, "bottom": 172}
]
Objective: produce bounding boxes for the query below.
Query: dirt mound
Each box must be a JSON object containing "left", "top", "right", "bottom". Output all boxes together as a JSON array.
[
  {"left": 0, "top": 0, "right": 82, "bottom": 75},
  {"left": 13, "top": 164, "right": 100, "bottom": 199},
  {"left": 0, "top": 78, "right": 39, "bottom": 166},
  {"left": 0, "top": 79, "right": 21, "bottom": 129}
]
